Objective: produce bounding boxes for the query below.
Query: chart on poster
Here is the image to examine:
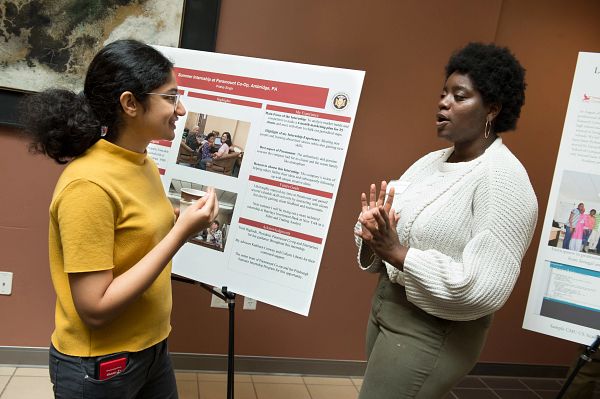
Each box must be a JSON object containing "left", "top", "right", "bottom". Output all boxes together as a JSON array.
[
  {"left": 146, "top": 46, "right": 365, "bottom": 315},
  {"left": 523, "top": 52, "right": 600, "bottom": 344}
]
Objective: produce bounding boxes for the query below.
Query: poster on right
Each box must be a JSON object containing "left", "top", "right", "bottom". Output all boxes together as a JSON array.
[{"left": 523, "top": 52, "right": 600, "bottom": 344}]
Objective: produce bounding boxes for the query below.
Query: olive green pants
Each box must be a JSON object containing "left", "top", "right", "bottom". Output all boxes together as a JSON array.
[{"left": 359, "top": 275, "right": 493, "bottom": 399}]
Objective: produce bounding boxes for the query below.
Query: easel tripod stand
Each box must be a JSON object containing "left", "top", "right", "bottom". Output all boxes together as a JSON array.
[
  {"left": 555, "top": 335, "right": 600, "bottom": 399},
  {"left": 172, "top": 275, "right": 237, "bottom": 399}
]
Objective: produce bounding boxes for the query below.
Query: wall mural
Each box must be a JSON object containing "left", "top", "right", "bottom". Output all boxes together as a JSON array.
[{"left": 0, "top": 0, "right": 185, "bottom": 93}]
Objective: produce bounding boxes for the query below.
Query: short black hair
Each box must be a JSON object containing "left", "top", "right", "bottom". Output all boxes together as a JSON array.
[{"left": 445, "top": 42, "right": 526, "bottom": 133}]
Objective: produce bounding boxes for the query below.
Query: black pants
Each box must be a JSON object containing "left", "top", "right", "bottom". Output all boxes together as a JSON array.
[{"left": 49, "top": 340, "right": 178, "bottom": 399}]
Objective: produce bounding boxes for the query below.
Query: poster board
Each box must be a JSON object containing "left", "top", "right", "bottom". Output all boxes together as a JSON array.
[
  {"left": 147, "top": 46, "right": 365, "bottom": 316},
  {"left": 523, "top": 52, "right": 600, "bottom": 344}
]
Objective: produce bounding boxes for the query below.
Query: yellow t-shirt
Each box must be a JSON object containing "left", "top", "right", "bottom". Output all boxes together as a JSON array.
[{"left": 49, "top": 139, "right": 174, "bottom": 356}]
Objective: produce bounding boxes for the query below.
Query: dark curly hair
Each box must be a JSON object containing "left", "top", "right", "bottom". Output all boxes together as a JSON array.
[
  {"left": 21, "top": 39, "right": 173, "bottom": 164},
  {"left": 445, "top": 42, "right": 526, "bottom": 133}
]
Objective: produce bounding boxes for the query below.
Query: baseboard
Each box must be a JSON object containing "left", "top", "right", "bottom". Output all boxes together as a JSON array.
[{"left": 0, "top": 346, "right": 568, "bottom": 378}]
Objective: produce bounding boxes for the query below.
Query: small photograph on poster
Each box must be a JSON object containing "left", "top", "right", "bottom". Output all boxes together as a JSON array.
[
  {"left": 539, "top": 261, "right": 600, "bottom": 331},
  {"left": 176, "top": 111, "right": 248, "bottom": 178},
  {"left": 167, "top": 179, "right": 238, "bottom": 252},
  {"left": 547, "top": 170, "right": 600, "bottom": 254}
]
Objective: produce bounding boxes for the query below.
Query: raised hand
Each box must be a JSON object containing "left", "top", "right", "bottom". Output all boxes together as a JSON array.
[
  {"left": 356, "top": 181, "right": 395, "bottom": 240},
  {"left": 355, "top": 181, "right": 406, "bottom": 269}
]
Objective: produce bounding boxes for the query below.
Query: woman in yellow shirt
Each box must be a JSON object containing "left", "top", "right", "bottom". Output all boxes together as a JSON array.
[{"left": 22, "top": 39, "right": 217, "bottom": 399}]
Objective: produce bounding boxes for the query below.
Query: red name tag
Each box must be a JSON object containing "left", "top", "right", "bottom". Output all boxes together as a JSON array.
[{"left": 98, "top": 357, "right": 127, "bottom": 380}]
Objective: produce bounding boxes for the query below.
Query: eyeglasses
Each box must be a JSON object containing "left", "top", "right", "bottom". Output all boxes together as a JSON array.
[{"left": 145, "top": 92, "right": 182, "bottom": 112}]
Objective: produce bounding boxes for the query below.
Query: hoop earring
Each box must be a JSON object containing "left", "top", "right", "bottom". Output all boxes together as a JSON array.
[{"left": 484, "top": 119, "right": 492, "bottom": 139}]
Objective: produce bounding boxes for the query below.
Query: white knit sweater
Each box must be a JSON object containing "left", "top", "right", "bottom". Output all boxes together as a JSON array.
[{"left": 356, "top": 138, "right": 538, "bottom": 321}]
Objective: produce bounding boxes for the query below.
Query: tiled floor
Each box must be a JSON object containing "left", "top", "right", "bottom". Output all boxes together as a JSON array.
[{"left": 1, "top": 366, "right": 599, "bottom": 398}]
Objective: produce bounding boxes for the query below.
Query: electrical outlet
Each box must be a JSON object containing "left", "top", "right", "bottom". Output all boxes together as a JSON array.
[
  {"left": 243, "top": 296, "right": 257, "bottom": 310},
  {"left": 0, "top": 272, "right": 13, "bottom": 295},
  {"left": 210, "top": 293, "right": 228, "bottom": 309}
]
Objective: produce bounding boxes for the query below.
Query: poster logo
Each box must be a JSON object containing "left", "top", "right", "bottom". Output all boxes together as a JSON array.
[{"left": 332, "top": 93, "right": 349, "bottom": 110}]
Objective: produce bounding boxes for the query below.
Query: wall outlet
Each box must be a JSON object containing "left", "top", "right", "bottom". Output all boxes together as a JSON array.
[
  {"left": 0, "top": 272, "right": 13, "bottom": 295},
  {"left": 210, "top": 293, "right": 228, "bottom": 309},
  {"left": 243, "top": 296, "right": 257, "bottom": 310}
]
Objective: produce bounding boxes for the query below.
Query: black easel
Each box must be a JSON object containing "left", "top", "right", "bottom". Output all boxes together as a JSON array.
[
  {"left": 555, "top": 335, "right": 600, "bottom": 399},
  {"left": 172, "top": 275, "right": 236, "bottom": 399}
]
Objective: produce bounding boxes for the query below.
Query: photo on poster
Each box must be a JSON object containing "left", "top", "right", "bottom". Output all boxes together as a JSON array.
[
  {"left": 547, "top": 170, "right": 600, "bottom": 254},
  {"left": 167, "top": 179, "right": 238, "bottom": 252},
  {"left": 176, "top": 111, "right": 248, "bottom": 178},
  {"left": 539, "top": 261, "right": 600, "bottom": 330}
]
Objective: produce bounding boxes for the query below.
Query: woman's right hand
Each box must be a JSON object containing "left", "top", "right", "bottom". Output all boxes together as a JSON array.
[
  {"left": 174, "top": 187, "right": 219, "bottom": 241},
  {"left": 355, "top": 181, "right": 393, "bottom": 239}
]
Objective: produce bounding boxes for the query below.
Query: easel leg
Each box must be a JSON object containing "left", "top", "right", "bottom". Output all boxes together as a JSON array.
[
  {"left": 223, "top": 287, "right": 236, "bottom": 399},
  {"left": 556, "top": 335, "right": 600, "bottom": 399}
]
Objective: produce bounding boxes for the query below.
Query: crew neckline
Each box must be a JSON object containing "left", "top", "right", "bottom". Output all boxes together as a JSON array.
[{"left": 439, "top": 137, "right": 502, "bottom": 172}]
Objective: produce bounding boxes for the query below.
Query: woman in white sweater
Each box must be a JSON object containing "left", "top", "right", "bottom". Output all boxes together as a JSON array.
[{"left": 355, "top": 43, "right": 538, "bottom": 398}]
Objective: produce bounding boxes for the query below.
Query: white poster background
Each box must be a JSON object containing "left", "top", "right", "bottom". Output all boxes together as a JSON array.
[
  {"left": 523, "top": 52, "right": 600, "bottom": 344},
  {"left": 146, "top": 46, "right": 365, "bottom": 315}
]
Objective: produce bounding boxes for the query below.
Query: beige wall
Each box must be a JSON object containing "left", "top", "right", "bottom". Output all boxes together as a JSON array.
[
  {"left": 1, "top": 0, "right": 599, "bottom": 366},
  {"left": 232, "top": 121, "right": 250, "bottom": 150},
  {"left": 184, "top": 112, "right": 201, "bottom": 130},
  {"left": 204, "top": 115, "right": 237, "bottom": 136}
]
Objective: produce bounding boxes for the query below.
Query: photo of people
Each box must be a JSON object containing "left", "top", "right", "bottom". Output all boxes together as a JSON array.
[
  {"left": 176, "top": 112, "right": 249, "bottom": 178},
  {"left": 548, "top": 170, "right": 600, "bottom": 254},
  {"left": 168, "top": 179, "right": 238, "bottom": 252}
]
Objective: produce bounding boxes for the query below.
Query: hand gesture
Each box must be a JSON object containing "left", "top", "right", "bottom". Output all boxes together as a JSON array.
[
  {"left": 174, "top": 187, "right": 219, "bottom": 240},
  {"left": 355, "top": 181, "right": 394, "bottom": 240},
  {"left": 355, "top": 181, "right": 406, "bottom": 268}
]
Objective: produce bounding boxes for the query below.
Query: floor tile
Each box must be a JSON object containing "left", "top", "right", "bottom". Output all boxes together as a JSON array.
[
  {"left": 197, "top": 381, "right": 256, "bottom": 399},
  {"left": 453, "top": 388, "right": 500, "bottom": 399},
  {"left": 232, "top": 374, "right": 253, "bottom": 382},
  {"left": 536, "top": 391, "right": 560, "bottom": 399},
  {"left": 12, "top": 368, "right": 48, "bottom": 377},
  {"left": 197, "top": 372, "right": 227, "bottom": 381},
  {"left": 176, "top": 379, "right": 199, "bottom": 399},
  {"left": 351, "top": 377, "right": 363, "bottom": 388},
  {"left": 455, "top": 376, "right": 486, "bottom": 388},
  {"left": 306, "top": 384, "right": 358, "bottom": 399},
  {"left": 481, "top": 376, "right": 528, "bottom": 389},
  {"left": 303, "top": 376, "right": 354, "bottom": 385},
  {"left": 494, "top": 389, "right": 540, "bottom": 399},
  {"left": 175, "top": 371, "right": 198, "bottom": 381},
  {"left": 251, "top": 374, "right": 304, "bottom": 384},
  {"left": 254, "top": 383, "right": 310, "bottom": 399},
  {"left": 0, "top": 368, "right": 15, "bottom": 377},
  {"left": 197, "top": 372, "right": 252, "bottom": 382},
  {"left": 0, "top": 376, "right": 10, "bottom": 392},
  {"left": 519, "top": 378, "right": 562, "bottom": 390},
  {"left": 1, "top": 376, "right": 53, "bottom": 399}
]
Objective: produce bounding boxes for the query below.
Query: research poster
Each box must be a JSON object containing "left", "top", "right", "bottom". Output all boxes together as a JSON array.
[
  {"left": 523, "top": 52, "right": 600, "bottom": 344},
  {"left": 146, "top": 46, "right": 365, "bottom": 315}
]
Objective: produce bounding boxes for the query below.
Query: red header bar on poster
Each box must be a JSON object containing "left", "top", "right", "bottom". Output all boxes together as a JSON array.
[
  {"left": 239, "top": 217, "right": 322, "bottom": 244},
  {"left": 266, "top": 105, "right": 351, "bottom": 123},
  {"left": 188, "top": 92, "right": 262, "bottom": 108},
  {"left": 174, "top": 67, "right": 328, "bottom": 108},
  {"left": 150, "top": 140, "right": 173, "bottom": 147},
  {"left": 249, "top": 175, "right": 333, "bottom": 199}
]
